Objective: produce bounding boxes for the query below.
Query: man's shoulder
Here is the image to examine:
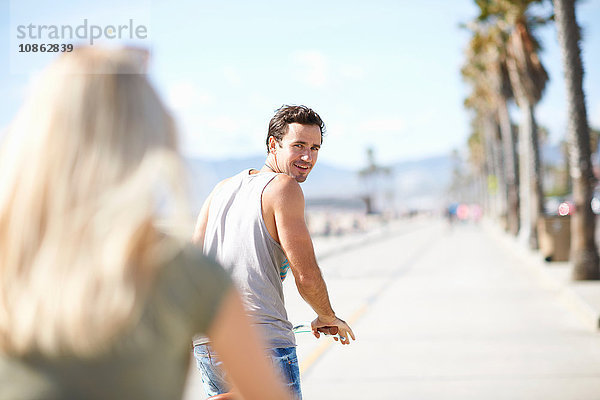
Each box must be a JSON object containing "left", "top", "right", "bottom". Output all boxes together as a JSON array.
[
  {"left": 208, "top": 178, "right": 232, "bottom": 199},
  {"left": 212, "top": 169, "right": 248, "bottom": 193},
  {"left": 265, "top": 174, "right": 302, "bottom": 194},
  {"left": 263, "top": 174, "right": 304, "bottom": 209}
]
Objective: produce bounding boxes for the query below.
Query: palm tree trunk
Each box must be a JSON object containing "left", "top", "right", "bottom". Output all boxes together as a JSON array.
[
  {"left": 484, "top": 117, "right": 507, "bottom": 221},
  {"left": 479, "top": 142, "right": 492, "bottom": 216},
  {"left": 482, "top": 118, "right": 497, "bottom": 217},
  {"left": 506, "top": 46, "right": 545, "bottom": 249},
  {"left": 515, "top": 99, "right": 544, "bottom": 249},
  {"left": 554, "top": 0, "right": 600, "bottom": 280},
  {"left": 527, "top": 103, "right": 544, "bottom": 250},
  {"left": 493, "top": 122, "right": 508, "bottom": 224},
  {"left": 517, "top": 113, "right": 531, "bottom": 244},
  {"left": 498, "top": 99, "right": 520, "bottom": 235}
]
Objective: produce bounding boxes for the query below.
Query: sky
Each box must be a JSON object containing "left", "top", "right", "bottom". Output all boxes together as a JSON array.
[{"left": 1, "top": 0, "right": 599, "bottom": 170}]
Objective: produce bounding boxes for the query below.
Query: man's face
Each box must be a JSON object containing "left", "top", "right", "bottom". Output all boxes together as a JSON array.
[{"left": 270, "top": 123, "right": 321, "bottom": 182}]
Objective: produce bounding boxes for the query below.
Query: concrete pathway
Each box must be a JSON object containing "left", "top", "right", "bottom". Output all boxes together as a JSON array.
[{"left": 185, "top": 217, "right": 600, "bottom": 399}]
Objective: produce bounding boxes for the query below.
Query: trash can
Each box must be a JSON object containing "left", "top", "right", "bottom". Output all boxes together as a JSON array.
[{"left": 538, "top": 215, "right": 571, "bottom": 262}]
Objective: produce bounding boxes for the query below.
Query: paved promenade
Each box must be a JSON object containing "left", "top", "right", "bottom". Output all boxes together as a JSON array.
[{"left": 184, "top": 217, "right": 600, "bottom": 400}]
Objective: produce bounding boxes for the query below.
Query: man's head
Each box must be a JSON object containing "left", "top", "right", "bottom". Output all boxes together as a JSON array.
[
  {"left": 266, "top": 105, "right": 325, "bottom": 151},
  {"left": 265, "top": 105, "right": 325, "bottom": 182}
]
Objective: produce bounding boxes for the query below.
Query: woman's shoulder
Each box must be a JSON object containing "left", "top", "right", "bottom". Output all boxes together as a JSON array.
[
  {"left": 151, "top": 242, "right": 232, "bottom": 332},
  {"left": 160, "top": 242, "right": 231, "bottom": 291}
]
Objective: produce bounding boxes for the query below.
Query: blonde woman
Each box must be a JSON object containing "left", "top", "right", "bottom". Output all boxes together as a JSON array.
[{"left": 0, "top": 47, "right": 292, "bottom": 400}]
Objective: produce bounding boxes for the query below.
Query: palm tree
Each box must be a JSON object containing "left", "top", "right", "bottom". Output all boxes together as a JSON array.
[
  {"left": 553, "top": 0, "right": 599, "bottom": 280},
  {"left": 465, "top": 104, "right": 503, "bottom": 217},
  {"left": 462, "top": 22, "right": 519, "bottom": 232},
  {"left": 467, "top": 127, "right": 487, "bottom": 207},
  {"left": 494, "top": 48, "right": 521, "bottom": 236},
  {"left": 462, "top": 49, "right": 503, "bottom": 218},
  {"left": 506, "top": 14, "right": 548, "bottom": 250},
  {"left": 476, "top": 0, "right": 549, "bottom": 249},
  {"left": 481, "top": 24, "right": 520, "bottom": 235}
]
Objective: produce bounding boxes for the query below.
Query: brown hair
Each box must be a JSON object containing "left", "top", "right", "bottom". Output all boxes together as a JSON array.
[{"left": 266, "top": 105, "right": 325, "bottom": 153}]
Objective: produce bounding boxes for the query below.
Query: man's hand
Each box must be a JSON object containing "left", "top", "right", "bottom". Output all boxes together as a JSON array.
[{"left": 311, "top": 316, "right": 355, "bottom": 345}]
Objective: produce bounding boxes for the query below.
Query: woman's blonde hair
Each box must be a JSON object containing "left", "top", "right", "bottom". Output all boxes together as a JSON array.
[{"left": 0, "top": 47, "right": 190, "bottom": 357}]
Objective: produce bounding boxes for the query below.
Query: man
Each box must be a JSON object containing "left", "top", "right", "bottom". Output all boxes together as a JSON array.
[{"left": 192, "top": 105, "right": 355, "bottom": 399}]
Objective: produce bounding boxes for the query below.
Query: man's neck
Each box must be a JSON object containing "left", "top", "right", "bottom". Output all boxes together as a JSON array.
[
  {"left": 262, "top": 163, "right": 276, "bottom": 173},
  {"left": 261, "top": 156, "right": 279, "bottom": 174}
]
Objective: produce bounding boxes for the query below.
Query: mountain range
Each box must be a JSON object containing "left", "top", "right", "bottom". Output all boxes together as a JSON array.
[
  {"left": 184, "top": 154, "right": 454, "bottom": 214},
  {"left": 182, "top": 142, "right": 571, "bottom": 214}
]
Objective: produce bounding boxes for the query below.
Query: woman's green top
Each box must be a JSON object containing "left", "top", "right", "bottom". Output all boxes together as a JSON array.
[{"left": 0, "top": 244, "right": 231, "bottom": 400}]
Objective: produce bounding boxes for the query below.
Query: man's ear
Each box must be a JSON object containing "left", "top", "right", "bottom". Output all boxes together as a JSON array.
[{"left": 268, "top": 136, "right": 278, "bottom": 154}]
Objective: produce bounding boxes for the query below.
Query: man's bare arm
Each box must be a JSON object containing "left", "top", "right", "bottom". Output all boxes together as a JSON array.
[{"left": 263, "top": 175, "right": 355, "bottom": 344}]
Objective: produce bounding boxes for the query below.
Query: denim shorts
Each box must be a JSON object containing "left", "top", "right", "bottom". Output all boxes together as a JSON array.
[{"left": 194, "top": 344, "right": 302, "bottom": 399}]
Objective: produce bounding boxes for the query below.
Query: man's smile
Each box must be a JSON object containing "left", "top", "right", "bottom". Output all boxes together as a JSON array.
[{"left": 293, "top": 163, "right": 311, "bottom": 171}]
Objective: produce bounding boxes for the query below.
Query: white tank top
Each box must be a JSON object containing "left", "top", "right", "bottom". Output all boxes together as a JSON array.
[{"left": 201, "top": 169, "right": 295, "bottom": 348}]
